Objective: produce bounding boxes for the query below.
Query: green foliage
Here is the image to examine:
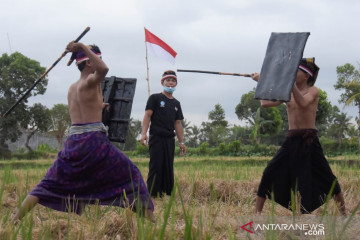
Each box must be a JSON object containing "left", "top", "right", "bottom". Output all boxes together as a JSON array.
[
  {"left": 228, "top": 140, "right": 241, "bottom": 154},
  {"left": 24, "top": 103, "right": 52, "bottom": 152},
  {"left": 49, "top": 104, "right": 71, "bottom": 150},
  {"left": 199, "top": 142, "right": 209, "bottom": 155},
  {"left": 198, "top": 104, "right": 230, "bottom": 147},
  {"left": 218, "top": 142, "right": 227, "bottom": 155},
  {"left": 208, "top": 104, "right": 228, "bottom": 127},
  {"left": 258, "top": 107, "right": 283, "bottom": 135},
  {"left": 334, "top": 63, "right": 360, "bottom": 105},
  {"left": 179, "top": 141, "right": 278, "bottom": 157},
  {"left": 317, "top": 88, "right": 332, "bottom": 127},
  {"left": 0, "top": 144, "right": 11, "bottom": 159},
  {"left": 11, "top": 150, "right": 51, "bottom": 160},
  {"left": 0, "top": 52, "right": 48, "bottom": 152},
  {"left": 37, "top": 143, "right": 57, "bottom": 153},
  {"left": 235, "top": 88, "right": 259, "bottom": 125},
  {"left": 319, "top": 136, "right": 359, "bottom": 156},
  {"left": 123, "top": 118, "right": 142, "bottom": 151},
  {"left": 134, "top": 142, "right": 149, "bottom": 156},
  {"left": 186, "top": 125, "right": 200, "bottom": 148}
]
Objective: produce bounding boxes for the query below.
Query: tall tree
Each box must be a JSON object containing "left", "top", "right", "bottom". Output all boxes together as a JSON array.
[
  {"left": 187, "top": 125, "right": 200, "bottom": 148},
  {"left": 251, "top": 107, "right": 282, "bottom": 144},
  {"left": 23, "top": 103, "right": 51, "bottom": 152},
  {"left": 334, "top": 63, "right": 360, "bottom": 150},
  {"left": 235, "top": 89, "right": 259, "bottom": 125},
  {"left": 236, "top": 90, "right": 282, "bottom": 144},
  {"left": 181, "top": 118, "right": 192, "bottom": 144},
  {"left": 228, "top": 124, "right": 252, "bottom": 144},
  {"left": 316, "top": 89, "right": 333, "bottom": 133},
  {"left": 330, "top": 111, "right": 352, "bottom": 148},
  {"left": 207, "top": 104, "right": 229, "bottom": 146},
  {"left": 0, "top": 52, "right": 48, "bottom": 157},
  {"left": 50, "top": 104, "right": 71, "bottom": 150},
  {"left": 208, "top": 104, "right": 228, "bottom": 127}
]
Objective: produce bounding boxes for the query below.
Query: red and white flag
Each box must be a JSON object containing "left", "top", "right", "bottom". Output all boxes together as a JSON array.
[{"left": 145, "top": 28, "right": 177, "bottom": 64}]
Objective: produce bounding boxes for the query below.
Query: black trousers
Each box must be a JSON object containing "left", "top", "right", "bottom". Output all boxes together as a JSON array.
[
  {"left": 147, "top": 135, "right": 175, "bottom": 197},
  {"left": 257, "top": 130, "right": 341, "bottom": 213}
]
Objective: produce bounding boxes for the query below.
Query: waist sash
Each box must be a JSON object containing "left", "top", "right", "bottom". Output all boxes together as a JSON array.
[{"left": 69, "top": 122, "right": 108, "bottom": 135}]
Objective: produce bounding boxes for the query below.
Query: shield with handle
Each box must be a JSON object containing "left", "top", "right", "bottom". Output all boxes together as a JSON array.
[
  {"left": 101, "top": 76, "right": 137, "bottom": 143},
  {"left": 254, "top": 32, "right": 310, "bottom": 102}
]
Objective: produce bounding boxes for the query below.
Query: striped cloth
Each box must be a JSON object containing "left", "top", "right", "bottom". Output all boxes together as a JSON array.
[{"left": 69, "top": 122, "right": 108, "bottom": 135}]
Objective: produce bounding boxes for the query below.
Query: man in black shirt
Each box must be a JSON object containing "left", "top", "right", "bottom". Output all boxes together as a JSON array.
[{"left": 141, "top": 70, "right": 186, "bottom": 198}]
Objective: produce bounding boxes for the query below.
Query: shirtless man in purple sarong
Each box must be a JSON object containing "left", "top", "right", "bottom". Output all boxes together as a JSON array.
[
  {"left": 252, "top": 58, "right": 346, "bottom": 215},
  {"left": 12, "top": 41, "right": 155, "bottom": 222}
]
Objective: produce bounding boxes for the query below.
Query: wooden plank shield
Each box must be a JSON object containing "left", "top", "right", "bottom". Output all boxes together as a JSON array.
[
  {"left": 101, "top": 76, "right": 137, "bottom": 142},
  {"left": 254, "top": 32, "right": 310, "bottom": 102}
]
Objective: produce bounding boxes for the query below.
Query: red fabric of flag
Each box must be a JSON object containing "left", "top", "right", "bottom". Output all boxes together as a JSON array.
[{"left": 145, "top": 28, "right": 177, "bottom": 64}]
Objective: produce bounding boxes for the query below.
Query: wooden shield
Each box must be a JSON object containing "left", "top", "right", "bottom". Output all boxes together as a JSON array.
[
  {"left": 101, "top": 76, "right": 137, "bottom": 143},
  {"left": 254, "top": 32, "right": 310, "bottom": 102}
]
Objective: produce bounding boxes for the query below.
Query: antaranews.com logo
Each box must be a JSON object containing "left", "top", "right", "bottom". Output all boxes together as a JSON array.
[{"left": 240, "top": 221, "right": 325, "bottom": 236}]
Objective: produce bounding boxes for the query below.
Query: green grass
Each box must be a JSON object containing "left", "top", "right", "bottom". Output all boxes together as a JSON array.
[{"left": 0, "top": 156, "right": 359, "bottom": 239}]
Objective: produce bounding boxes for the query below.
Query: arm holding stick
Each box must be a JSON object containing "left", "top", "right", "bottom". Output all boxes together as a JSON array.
[
  {"left": 2, "top": 27, "right": 90, "bottom": 118},
  {"left": 251, "top": 72, "right": 283, "bottom": 108}
]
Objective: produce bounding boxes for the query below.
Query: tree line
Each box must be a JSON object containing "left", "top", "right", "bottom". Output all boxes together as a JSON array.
[{"left": 1, "top": 52, "right": 360, "bottom": 158}]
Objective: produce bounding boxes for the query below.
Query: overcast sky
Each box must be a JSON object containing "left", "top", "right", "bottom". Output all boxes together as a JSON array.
[{"left": 1, "top": 0, "right": 360, "bottom": 126}]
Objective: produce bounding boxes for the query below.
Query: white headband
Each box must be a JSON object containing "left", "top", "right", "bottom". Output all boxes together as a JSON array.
[
  {"left": 299, "top": 65, "right": 313, "bottom": 77},
  {"left": 76, "top": 53, "right": 102, "bottom": 65},
  {"left": 161, "top": 74, "right": 177, "bottom": 82}
]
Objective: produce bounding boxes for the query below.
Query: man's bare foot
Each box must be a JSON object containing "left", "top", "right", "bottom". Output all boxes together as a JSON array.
[
  {"left": 146, "top": 209, "right": 156, "bottom": 223},
  {"left": 10, "top": 212, "right": 20, "bottom": 224}
]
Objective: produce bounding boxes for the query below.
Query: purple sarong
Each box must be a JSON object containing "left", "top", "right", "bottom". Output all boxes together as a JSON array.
[{"left": 30, "top": 123, "right": 153, "bottom": 214}]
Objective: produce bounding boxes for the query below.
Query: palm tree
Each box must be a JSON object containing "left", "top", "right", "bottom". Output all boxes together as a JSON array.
[
  {"left": 332, "top": 112, "right": 352, "bottom": 148},
  {"left": 335, "top": 63, "right": 360, "bottom": 150},
  {"left": 342, "top": 82, "right": 360, "bottom": 150},
  {"left": 188, "top": 125, "right": 200, "bottom": 148},
  {"left": 181, "top": 119, "right": 192, "bottom": 145}
]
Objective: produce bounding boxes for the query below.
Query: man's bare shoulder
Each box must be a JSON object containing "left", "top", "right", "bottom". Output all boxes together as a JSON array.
[{"left": 308, "top": 85, "right": 318, "bottom": 94}]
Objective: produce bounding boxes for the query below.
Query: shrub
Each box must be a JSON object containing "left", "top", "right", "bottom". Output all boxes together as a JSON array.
[
  {"left": 199, "top": 142, "right": 209, "bottom": 155},
  {"left": 134, "top": 142, "right": 149, "bottom": 157},
  {"left": 218, "top": 143, "right": 227, "bottom": 155},
  {"left": 228, "top": 140, "right": 241, "bottom": 155}
]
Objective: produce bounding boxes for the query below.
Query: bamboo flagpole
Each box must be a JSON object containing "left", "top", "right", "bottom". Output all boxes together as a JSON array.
[
  {"left": 145, "top": 40, "right": 151, "bottom": 97},
  {"left": 2, "top": 26, "right": 91, "bottom": 118},
  {"left": 144, "top": 28, "right": 178, "bottom": 98},
  {"left": 177, "top": 69, "right": 251, "bottom": 77}
]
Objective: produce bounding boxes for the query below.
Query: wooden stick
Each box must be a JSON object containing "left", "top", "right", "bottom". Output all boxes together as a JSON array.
[
  {"left": 2, "top": 27, "right": 90, "bottom": 118},
  {"left": 177, "top": 69, "right": 251, "bottom": 77}
]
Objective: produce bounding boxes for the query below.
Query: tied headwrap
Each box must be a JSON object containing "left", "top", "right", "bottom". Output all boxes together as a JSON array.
[
  {"left": 68, "top": 45, "right": 102, "bottom": 66},
  {"left": 298, "top": 58, "right": 320, "bottom": 86},
  {"left": 161, "top": 70, "right": 177, "bottom": 83}
]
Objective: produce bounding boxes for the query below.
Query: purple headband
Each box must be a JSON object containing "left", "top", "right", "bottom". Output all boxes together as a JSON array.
[{"left": 69, "top": 46, "right": 102, "bottom": 65}]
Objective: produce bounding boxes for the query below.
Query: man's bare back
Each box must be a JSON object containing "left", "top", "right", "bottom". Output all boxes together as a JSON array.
[
  {"left": 65, "top": 42, "right": 109, "bottom": 124},
  {"left": 67, "top": 78, "right": 104, "bottom": 124}
]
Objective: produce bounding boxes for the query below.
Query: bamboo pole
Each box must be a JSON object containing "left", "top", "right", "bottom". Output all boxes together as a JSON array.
[{"left": 177, "top": 69, "right": 251, "bottom": 77}]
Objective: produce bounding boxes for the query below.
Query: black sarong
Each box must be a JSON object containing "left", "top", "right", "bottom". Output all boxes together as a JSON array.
[
  {"left": 147, "top": 135, "right": 175, "bottom": 197},
  {"left": 257, "top": 129, "right": 341, "bottom": 213}
]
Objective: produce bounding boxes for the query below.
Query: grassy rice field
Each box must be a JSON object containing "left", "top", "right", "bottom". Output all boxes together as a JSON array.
[{"left": 0, "top": 156, "right": 360, "bottom": 239}]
